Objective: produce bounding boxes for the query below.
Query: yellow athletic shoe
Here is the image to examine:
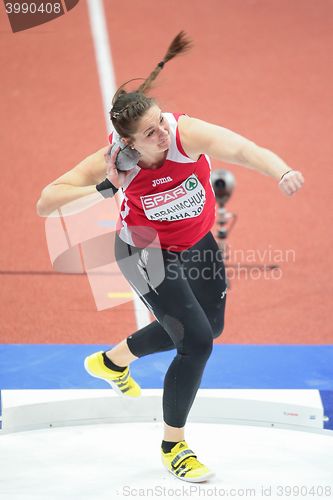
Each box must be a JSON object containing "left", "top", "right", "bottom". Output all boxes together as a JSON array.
[
  {"left": 84, "top": 351, "right": 141, "bottom": 397},
  {"left": 161, "top": 441, "right": 214, "bottom": 482}
]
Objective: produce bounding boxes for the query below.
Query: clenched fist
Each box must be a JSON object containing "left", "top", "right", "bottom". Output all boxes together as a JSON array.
[{"left": 278, "top": 170, "right": 305, "bottom": 196}]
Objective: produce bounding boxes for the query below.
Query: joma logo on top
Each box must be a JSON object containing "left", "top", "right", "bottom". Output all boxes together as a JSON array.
[{"left": 152, "top": 176, "right": 173, "bottom": 187}]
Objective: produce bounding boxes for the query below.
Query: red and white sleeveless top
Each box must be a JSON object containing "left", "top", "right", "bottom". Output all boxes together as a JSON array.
[{"left": 109, "top": 112, "right": 216, "bottom": 252}]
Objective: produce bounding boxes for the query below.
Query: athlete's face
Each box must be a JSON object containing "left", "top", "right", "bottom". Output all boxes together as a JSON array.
[{"left": 130, "top": 105, "right": 171, "bottom": 156}]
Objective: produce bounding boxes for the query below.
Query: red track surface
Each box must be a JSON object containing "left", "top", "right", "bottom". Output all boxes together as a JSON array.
[{"left": 0, "top": 0, "right": 332, "bottom": 345}]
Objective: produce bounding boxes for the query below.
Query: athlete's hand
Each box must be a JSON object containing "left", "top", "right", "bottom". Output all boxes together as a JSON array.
[
  {"left": 103, "top": 145, "right": 131, "bottom": 189},
  {"left": 278, "top": 170, "right": 305, "bottom": 196}
]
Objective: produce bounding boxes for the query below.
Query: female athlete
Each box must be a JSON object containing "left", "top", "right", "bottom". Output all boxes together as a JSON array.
[{"left": 37, "top": 32, "right": 305, "bottom": 482}]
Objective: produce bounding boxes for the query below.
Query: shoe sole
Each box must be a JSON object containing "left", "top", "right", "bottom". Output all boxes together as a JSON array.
[
  {"left": 84, "top": 358, "right": 141, "bottom": 398},
  {"left": 168, "top": 469, "right": 215, "bottom": 483},
  {"left": 161, "top": 458, "right": 215, "bottom": 483}
]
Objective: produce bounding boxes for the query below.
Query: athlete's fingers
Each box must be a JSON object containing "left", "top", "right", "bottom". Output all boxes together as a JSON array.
[
  {"left": 295, "top": 171, "right": 305, "bottom": 184},
  {"left": 279, "top": 170, "right": 304, "bottom": 196},
  {"left": 104, "top": 146, "right": 120, "bottom": 177},
  {"left": 104, "top": 145, "right": 120, "bottom": 167},
  {"left": 110, "top": 145, "right": 121, "bottom": 164},
  {"left": 286, "top": 178, "right": 300, "bottom": 191},
  {"left": 288, "top": 170, "right": 304, "bottom": 188},
  {"left": 280, "top": 182, "right": 298, "bottom": 195}
]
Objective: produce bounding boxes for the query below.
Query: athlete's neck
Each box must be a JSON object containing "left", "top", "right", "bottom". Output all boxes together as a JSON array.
[{"left": 138, "top": 150, "right": 168, "bottom": 170}]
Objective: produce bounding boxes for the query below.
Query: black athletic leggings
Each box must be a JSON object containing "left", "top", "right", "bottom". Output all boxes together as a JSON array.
[{"left": 115, "top": 231, "right": 227, "bottom": 428}]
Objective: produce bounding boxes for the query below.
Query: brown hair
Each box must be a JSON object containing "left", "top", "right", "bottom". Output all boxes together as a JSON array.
[{"left": 110, "top": 31, "right": 192, "bottom": 138}]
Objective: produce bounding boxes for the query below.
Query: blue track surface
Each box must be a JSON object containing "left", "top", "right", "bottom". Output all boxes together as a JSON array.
[
  {"left": 1, "top": 344, "right": 332, "bottom": 429},
  {"left": 1, "top": 344, "right": 332, "bottom": 390}
]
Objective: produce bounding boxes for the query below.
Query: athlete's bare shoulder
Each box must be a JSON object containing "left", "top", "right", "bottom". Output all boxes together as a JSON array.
[{"left": 177, "top": 115, "right": 201, "bottom": 161}]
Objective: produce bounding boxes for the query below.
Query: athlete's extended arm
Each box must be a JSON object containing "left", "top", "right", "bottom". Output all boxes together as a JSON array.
[{"left": 178, "top": 116, "right": 304, "bottom": 196}]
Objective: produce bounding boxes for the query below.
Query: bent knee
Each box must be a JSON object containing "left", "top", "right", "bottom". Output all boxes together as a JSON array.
[{"left": 184, "top": 335, "right": 213, "bottom": 359}]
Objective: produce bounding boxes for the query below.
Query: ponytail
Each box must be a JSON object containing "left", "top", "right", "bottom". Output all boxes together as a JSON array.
[
  {"left": 137, "top": 31, "right": 193, "bottom": 94},
  {"left": 110, "top": 31, "right": 192, "bottom": 138}
]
